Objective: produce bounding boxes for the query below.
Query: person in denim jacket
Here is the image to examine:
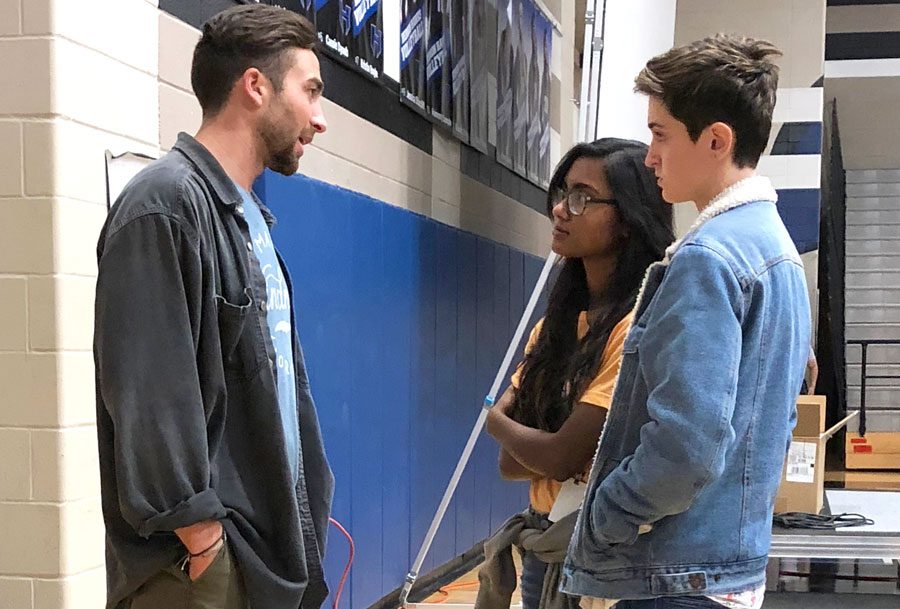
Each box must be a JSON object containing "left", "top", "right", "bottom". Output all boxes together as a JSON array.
[{"left": 560, "top": 35, "right": 812, "bottom": 609}]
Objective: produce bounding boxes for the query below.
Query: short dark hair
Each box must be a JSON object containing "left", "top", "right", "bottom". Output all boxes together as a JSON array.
[
  {"left": 635, "top": 34, "right": 782, "bottom": 168},
  {"left": 191, "top": 4, "right": 319, "bottom": 117}
]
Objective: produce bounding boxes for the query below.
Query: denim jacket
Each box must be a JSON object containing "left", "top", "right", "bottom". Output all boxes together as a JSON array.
[
  {"left": 560, "top": 177, "right": 811, "bottom": 600},
  {"left": 95, "top": 133, "right": 334, "bottom": 609}
]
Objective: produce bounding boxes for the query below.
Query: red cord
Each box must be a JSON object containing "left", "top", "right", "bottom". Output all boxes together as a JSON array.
[{"left": 329, "top": 517, "right": 354, "bottom": 609}]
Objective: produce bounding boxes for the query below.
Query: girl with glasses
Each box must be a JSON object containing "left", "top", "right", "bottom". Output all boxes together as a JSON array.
[{"left": 479, "top": 138, "right": 674, "bottom": 609}]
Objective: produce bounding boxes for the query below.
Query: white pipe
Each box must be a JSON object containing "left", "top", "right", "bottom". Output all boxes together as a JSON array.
[{"left": 576, "top": 2, "right": 596, "bottom": 142}]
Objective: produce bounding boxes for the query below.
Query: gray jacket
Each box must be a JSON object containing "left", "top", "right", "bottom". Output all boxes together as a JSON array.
[
  {"left": 94, "top": 133, "right": 334, "bottom": 609},
  {"left": 476, "top": 510, "right": 580, "bottom": 609}
]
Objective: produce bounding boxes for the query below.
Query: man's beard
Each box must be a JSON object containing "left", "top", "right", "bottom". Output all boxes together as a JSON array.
[{"left": 260, "top": 108, "right": 300, "bottom": 176}]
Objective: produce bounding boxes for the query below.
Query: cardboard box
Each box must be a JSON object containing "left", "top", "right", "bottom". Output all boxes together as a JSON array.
[
  {"left": 846, "top": 431, "right": 900, "bottom": 470},
  {"left": 774, "top": 396, "right": 856, "bottom": 514}
]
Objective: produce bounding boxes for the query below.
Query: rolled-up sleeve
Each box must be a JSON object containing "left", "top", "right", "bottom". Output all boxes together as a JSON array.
[{"left": 95, "top": 211, "right": 226, "bottom": 538}]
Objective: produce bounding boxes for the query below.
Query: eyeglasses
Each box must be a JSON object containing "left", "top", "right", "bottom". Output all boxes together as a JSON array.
[{"left": 551, "top": 189, "right": 618, "bottom": 216}]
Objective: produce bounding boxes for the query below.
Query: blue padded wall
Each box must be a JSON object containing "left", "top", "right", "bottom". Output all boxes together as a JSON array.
[
  {"left": 776, "top": 188, "right": 821, "bottom": 255},
  {"left": 257, "top": 171, "right": 540, "bottom": 609},
  {"left": 769, "top": 119, "right": 823, "bottom": 255}
]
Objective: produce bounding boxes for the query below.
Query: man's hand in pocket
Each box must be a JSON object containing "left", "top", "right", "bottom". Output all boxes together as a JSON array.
[{"left": 188, "top": 538, "right": 225, "bottom": 581}]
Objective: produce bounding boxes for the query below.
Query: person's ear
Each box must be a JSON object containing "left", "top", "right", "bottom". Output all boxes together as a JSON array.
[
  {"left": 708, "top": 122, "right": 736, "bottom": 160},
  {"left": 238, "top": 68, "right": 267, "bottom": 110}
]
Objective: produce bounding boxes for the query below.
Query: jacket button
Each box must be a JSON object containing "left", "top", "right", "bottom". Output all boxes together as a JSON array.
[
  {"left": 246, "top": 241, "right": 253, "bottom": 251},
  {"left": 260, "top": 301, "right": 267, "bottom": 312},
  {"left": 688, "top": 574, "right": 704, "bottom": 590}
]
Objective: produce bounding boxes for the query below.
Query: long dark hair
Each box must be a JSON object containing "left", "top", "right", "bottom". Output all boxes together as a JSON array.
[{"left": 511, "top": 138, "right": 674, "bottom": 432}]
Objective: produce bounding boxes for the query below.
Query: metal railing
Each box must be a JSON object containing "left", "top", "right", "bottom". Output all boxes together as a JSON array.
[{"left": 846, "top": 339, "right": 900, "bottom": 436}]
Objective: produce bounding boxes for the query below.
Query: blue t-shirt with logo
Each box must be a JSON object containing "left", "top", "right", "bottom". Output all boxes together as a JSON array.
[{"left": 234, "top": 183, "right": 299, "bottom": 484}]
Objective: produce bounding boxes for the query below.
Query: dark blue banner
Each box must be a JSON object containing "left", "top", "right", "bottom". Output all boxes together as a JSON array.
[
  {"left": 268, "top": 0, "right": 316, "bottom": 23},
  {"left": 467, "top": 0, "right": 490, "bottom": 154},
  {"left": 450, "top": 0, "right": 469, "bottom": 142},
  {"left": 314, "top": 0, "right": 382, "bottom": 80},
  {"left": 351, "top": 0, "right": 382, "bottom": 78},
  {"left": 425, "top": 0, "right": 452, "bottom": 128},
  {"left": 400, "top": 0, "right": 427, "bottom": 113}
]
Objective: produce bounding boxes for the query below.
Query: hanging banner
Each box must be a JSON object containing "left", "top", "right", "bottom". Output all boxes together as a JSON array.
[
  {"left": 395, "top": 0, "right": 550, "bottom": 173},
  {"left": 425, "top": 0, "right": 452, "bottom": 129},
  {"left": 496, "top": 0, "right": 515, "bottom": 169},
  {"left": 350, "top": 0, "right": 383, "bottom": 79},
  {"left": 316, "top": 0, "right": 352, "bottom": 63},
  {"left": 268, "top": 0, "right": 317, "bottom": 25},
  {"left": 539, "top": 15, "right": 552, "bottom": 186},
  {"left": 400, "top": 0, "right": 427, "bottom": 113},
  {"left": 527, "top": 9, "right": 546, "bottom": 184},
  {"left": 467, "top": 0, "right": 489, "bottom": 153},
  {"left": 450, "top": 0, "right": 469, "bottom": 142},
  {"left": 512, "top": 0, "right": 533, "bottom": 177},
  {"left": 314, "top": 0, "right": 382, "bottom": 79}
]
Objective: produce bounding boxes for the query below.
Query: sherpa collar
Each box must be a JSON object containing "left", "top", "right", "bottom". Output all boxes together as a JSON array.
[
  {"left": 664, "top": 175, "right": 778, "bottom": 263},
  {"left": 629, "top": 175, "right": 778, "bottom": 320}
]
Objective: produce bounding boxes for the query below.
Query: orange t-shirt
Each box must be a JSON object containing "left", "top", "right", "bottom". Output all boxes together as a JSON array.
[{"left": 509, "top": 311, "right": 633, "bottom": 513}]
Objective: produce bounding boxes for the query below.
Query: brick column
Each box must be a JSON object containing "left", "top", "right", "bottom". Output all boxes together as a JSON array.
[{"left": 0, "top": 1, "right": 160, "bottom": 607}]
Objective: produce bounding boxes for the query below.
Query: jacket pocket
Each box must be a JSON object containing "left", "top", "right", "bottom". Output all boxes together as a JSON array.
[
  {"left": 583, "top": 457, "right": 622, "bottom": 540},
  {"left": 215, "top": 288, "right": 253, "bottom": 366}
]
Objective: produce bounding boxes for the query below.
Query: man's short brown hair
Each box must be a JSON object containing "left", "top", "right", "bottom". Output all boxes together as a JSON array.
[
  {"left": 191, "top": 4, "right": 319, "bottom": 117},
  {"left": 635, "top": 34, "right": 782, "bottom": 168}
]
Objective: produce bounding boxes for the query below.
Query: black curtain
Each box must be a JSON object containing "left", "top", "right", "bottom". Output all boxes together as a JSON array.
[{"left": 817, "top": 100, "right": 848, "bottom": 467}]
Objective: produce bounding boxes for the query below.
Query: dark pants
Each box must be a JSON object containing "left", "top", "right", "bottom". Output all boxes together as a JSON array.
[
  {"left": 129, "top": 545, "right": 246, "bottom": 609},
  {"left": 615, "top": 597, "right": 726, "bottom": 608},
  {"left": 520, "top": 550, "right": 549, "bottom": 609}
]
